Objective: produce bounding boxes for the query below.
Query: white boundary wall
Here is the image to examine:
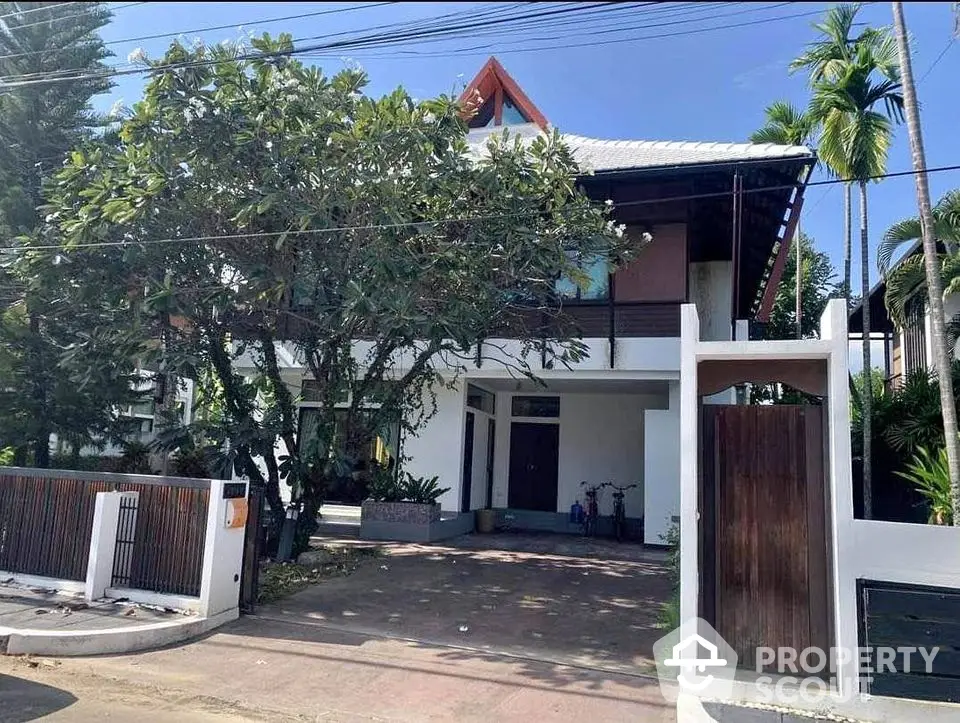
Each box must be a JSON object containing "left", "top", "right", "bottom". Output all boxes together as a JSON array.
[{"left": 679, "top": 299, "right": 960, "bottom": 716}]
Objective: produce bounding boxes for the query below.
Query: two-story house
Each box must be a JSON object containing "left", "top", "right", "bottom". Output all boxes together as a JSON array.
[{"left": 253, "top": 58, "right": 814, "bottom": 545}]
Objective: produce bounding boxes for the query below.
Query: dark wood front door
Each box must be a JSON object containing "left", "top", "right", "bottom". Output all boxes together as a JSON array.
[
  {"left": 702, "top": 405, "right": 830, "bottom": 673},
  {"left": 508, "top": 422, "right": 559, "bottom": 512}
]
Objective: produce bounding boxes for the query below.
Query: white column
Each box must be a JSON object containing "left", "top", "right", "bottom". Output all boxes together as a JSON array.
[
  {"left": 643, "top": 383, "right": 680, "bottom": 545},
  {"left": 821, "top": 299, "right": 858, "bottom": 697},
  {"left": 198, "top": 480, "right": 248, "bottom": 619},
  {"left": 679, "top": 304, "right": 700, "bottom": 632},
  {"left": 85, "top": 491, "right": 138, "bottom": 602}
]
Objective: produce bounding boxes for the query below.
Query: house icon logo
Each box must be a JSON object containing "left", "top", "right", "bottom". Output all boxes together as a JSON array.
[
  {"left": 663, "top": 633, "right": 728, "bottom": 691},
  {"left": 653, "top": 618, "right": 738, "bottom": 702}
]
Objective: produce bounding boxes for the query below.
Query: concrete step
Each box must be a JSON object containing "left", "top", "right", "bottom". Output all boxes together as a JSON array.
[{"left": 314, "top": 518, "right": 360, "bottom": 538}]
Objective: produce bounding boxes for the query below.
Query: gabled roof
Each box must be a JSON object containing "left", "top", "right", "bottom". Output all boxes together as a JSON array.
[{"left": 459, "top": 57, "right": 548, "bottom": 130}]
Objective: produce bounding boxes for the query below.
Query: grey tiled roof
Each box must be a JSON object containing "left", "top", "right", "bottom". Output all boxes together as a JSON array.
[{"left": 467, "top": 124, "right": 813, "bottom": 172}]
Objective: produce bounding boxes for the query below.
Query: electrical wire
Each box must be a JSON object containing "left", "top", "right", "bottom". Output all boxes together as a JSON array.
[
  {"left": 0, "top": 1, "right": 401, "bottom": 63},
  {"left": 0, "top": 2, "right": 817, "bottom": 87},
  {"left": 918, "top": 36, "right": 955, "bottom": 85},
  {"left": 0, "top": 2, "right": 145, "bottom": 33},
  {"left": 7, "top": 161, "right": 960, "bottom": 255}
]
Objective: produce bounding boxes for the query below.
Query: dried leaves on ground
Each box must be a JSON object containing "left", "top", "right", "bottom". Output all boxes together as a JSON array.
[{"left": 258, "top": 546, "right": 381, "bottom": 604}]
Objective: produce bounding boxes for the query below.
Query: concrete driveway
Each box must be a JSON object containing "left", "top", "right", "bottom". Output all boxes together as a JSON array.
[
  {"left": 4, "top": 533, "right": 676, "bottom": 722},
  {"left": 275, "top": 532, "right": 673, "bottom": 676}
]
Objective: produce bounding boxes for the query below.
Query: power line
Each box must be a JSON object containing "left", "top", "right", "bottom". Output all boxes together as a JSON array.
[
  {"left": 918, "top": 36, "right": 955, "bottom": 85},
  {"left": 0, "top": 2, "right": 817, "bottom": 87},
  {"left": 9, "top": 161, "right": 960, "bottom": 255},
  {"left": 0, "top": 2, "right": 144, "bottom": 33},
  {"left": 0, "top": 2, "right": 77, "bottom": 21},
  {"left": 299, "top": 5, "right": 832, "bottom": 61},
  {"left": 0, "top": 1, "right": 401, "bottom": 63}
]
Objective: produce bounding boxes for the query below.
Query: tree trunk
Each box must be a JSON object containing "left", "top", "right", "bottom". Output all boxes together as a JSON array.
[
  {"left": 860, "top": 180, "right": 873, "bottom": 519},
  {"left": 843, "top": 183, "right": 852, "bottom": 304},
  {"left": 29, "top": 311, "right": 50, "bottom": 469},
  {"left": 893, "top": 1, "right": 960, "bottom": 525}
]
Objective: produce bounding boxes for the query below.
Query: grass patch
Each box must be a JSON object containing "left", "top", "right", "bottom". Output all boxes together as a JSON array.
[{"left": 258, "top": 546, "right": 381, "bottom": 604}]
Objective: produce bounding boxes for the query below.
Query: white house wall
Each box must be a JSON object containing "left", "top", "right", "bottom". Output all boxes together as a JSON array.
[
  {"left": 401, "top": 380, "right": 466, "bottom": 512},
  {"left": 557, "top": 393, "right": 645, "bottom": 517},
  {"left": 688, "top": 261, "right": 733, "bottom": 343},
  {"left": 643, "top": 381, "right": 681, "bottom": 545},
  {"left": 487, "top": 390, "right": 661, "bottom": 517}
]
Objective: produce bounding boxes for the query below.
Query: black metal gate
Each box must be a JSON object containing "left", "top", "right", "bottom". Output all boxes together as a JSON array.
[{"left": 110, "top": 485, "right": 208, "bottom": 597}]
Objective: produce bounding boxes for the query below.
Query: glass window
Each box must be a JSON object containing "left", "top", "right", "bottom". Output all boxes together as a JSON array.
[
  {"left": 501, "top": 98, "right": 528, "bottom": 125},
  {"left": 511, "top": 396, "right": 559, "bottom": 418},
  {"left": 555, "top": 252, "right": 609, "bottom": 301},
  {"left": 466, "top": 384, "right": 495, "bottom": 415}
]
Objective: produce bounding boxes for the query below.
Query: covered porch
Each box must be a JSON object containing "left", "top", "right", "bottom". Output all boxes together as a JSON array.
[{"left": 402, "top": 374, "right": 682, "bottom": 546}]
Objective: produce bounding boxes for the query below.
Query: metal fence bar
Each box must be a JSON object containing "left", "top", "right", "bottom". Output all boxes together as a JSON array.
[{"left": 0, "top": 466, "right": 212, "bottom": 489}]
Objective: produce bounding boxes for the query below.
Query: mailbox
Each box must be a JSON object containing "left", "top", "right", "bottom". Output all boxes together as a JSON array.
[{"left": 224, "top": 498, "right": 248, "bottom": 528}]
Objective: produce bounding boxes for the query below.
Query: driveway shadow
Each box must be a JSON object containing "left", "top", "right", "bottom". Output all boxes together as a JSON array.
[
  {"left": 0, "top": 672, "right": 77, "bottom": 722},
  {"left": 238, "top": 534, "right": 672, "bottom": 690}
]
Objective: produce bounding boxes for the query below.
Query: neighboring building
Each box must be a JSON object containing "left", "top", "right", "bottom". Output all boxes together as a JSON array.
[
  {"left": 850, "top": 241, "right": 960, "bottom": 387},
  {"left": 241, "top": 58, "right": 814, "bottom": 545}
]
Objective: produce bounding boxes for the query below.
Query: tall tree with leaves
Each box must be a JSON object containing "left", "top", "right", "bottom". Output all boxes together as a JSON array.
[
  {"left": 750, "top": 102, "right": 817, "bottom": 338},
  {"left": 44, "top": 36, "right": 640, "bottom": 549},
  {"left": 809, "top": 24, "right": 903, "bottom": 516},
  {"left": 0, "top": 2, "right": 139, "bottom": 466},
  {"left": 892, "top": 1, "right": 960, "bottom": 526},
  {"left": 878, "top": 190, "right": 960, "bottom": 324},
  {"left": 791, "top": 3, "right": 889, "bottom": 304}
]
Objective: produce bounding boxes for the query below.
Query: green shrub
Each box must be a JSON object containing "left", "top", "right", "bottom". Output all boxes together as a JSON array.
[
  {"left": 658, "top": 522, "right": 680, "bottom": 629},
  {"left": 401, "top": 473, "right": 449, "bottom": 504},
  {"left": 896, "top": 446, "right": 954, "bottom": 525}
]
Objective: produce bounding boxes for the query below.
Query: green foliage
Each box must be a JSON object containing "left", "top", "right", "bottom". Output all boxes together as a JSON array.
[
  {"left": 658, "top": 522, "right": 680, "bottom": 630},
  {"left": 896, "top": 446, "right": 954, "bottom": 525},
  {"left": 367, "top": 464, "right": 403, "bottom": 503},
  {"left": 0, "top": 2, "right": 141, "bottom": 467},
  {"left": 750, "top": 233, "right": 838, "bottom": 403},
  {"left": 401, "top": 474, "right": 450, "bottom": 505},
  {"left": 367, "top": 470, "right": 450, "bottom": 505},
  {"left": 42, "top": 35, "right": 639, "bottom": 552},
  {"left": 880, "top": 190, "right": 960, "bottom": 326},
  {"left": 764, "top": 233, "right": 838, "bottom": 341},
  {"left": 750, "top": 101, "right": 817, "bottom": 147}
]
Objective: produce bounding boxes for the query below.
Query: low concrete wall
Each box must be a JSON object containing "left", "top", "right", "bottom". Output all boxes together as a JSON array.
[
  {"left": 360, "top": 512, "right": 474, "bottom": 543},
  {"left": 0, "top": 608, "right": 237, "bottom": 657},
  {"left": 497, "top": 508, "right": 643, "bottom": 539}
]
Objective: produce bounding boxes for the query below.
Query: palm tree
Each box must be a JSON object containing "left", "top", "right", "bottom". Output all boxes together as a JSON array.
[
  {"left": 750, "top": 102, "right": 817, "bottom": 339},
  {"left": 879, "top": 191, "right": 960, "bottom": 324},
  {"left": 811, "top": 30, "right": 904, "bottom": 517},
  {"left": 893, "top": 0, "right": 960, "bottom": 526},
  {"left": 791, "top": 3, "right": 889, "bottom": 302}
]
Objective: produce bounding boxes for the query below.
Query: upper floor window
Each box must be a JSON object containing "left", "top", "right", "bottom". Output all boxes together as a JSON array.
[{"left": 555, "top": 253, "right": 609, "bottom": 301}]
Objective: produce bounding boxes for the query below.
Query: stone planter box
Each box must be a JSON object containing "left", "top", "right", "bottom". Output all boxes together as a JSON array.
[{"left": 359, "top": 500, "right": 472, "bottom": 542}]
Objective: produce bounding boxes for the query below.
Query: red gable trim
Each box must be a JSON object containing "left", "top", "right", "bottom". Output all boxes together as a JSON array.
[{"left": 458, "top": 56, "right": 549, "bottom": 130}]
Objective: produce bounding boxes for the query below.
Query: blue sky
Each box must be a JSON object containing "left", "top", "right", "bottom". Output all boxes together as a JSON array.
[{"left": 98, "top": 1, "right": 959, "bottom": 293}]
